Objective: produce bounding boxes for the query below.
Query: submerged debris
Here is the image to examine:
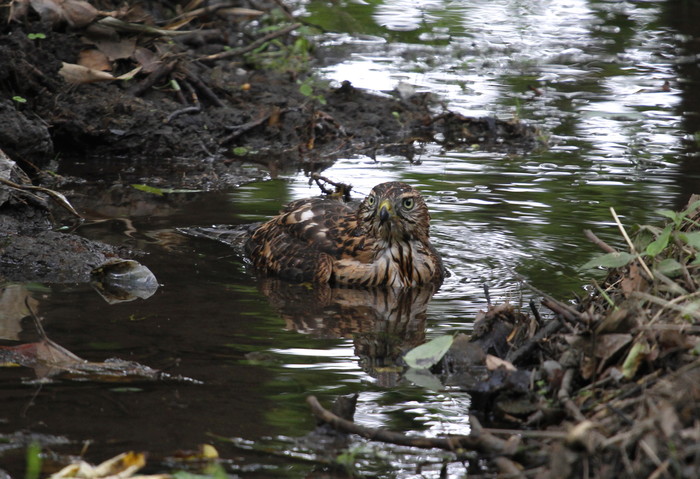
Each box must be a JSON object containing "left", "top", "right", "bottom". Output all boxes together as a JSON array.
[
  {"left": 0, "top": 302, "right": 196, "bottom": 384},
  {"left": 430, "top": 112, "right": 544, "bottom": 149}
]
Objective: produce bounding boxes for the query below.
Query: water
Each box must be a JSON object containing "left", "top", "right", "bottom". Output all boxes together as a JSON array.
[{"left": 3, "top": 0, "right": 700, "bottom": 477}]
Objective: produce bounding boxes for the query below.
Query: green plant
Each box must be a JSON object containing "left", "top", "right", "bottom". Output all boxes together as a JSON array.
[
  {"left": 581, "top": 201, "right": 700, "bottom": 275},
  {"left": 27, "top": 32, "right": 46, "bottom": 40},
  {"left": 298, "top": 77, "right": 327, "bottom": 105},
  {"left": 232, "top": 146, "right": 249, "bottom": 156},
  {"left": 25, "top": 442, "right": 41, "bottom": 479},
  {"left": 12, "top": 95, "right": 27, "bottom": 103},
  {"left": 244, "top": 23, "right": 317, "bottom": 74}
]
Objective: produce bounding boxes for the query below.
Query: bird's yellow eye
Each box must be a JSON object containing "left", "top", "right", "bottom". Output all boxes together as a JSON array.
[
  {"left": 402, "top": 198, "right": 415, "bottom": 209},
  {"left": 367, "top": 195, "right": 376, "bottom": 206}
]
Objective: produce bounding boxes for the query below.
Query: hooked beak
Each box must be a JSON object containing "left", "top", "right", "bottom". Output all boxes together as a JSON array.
[{"left": 379, "top": 199, "right": 393, "bottom": 223}]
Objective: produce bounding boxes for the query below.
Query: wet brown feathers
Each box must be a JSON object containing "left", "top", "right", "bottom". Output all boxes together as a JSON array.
[{"left": 245, "top": 182, "right": 443, "bottom": 287}]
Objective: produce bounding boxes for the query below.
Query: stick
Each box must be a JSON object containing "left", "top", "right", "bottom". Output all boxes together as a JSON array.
[
  {"left": 506, "top": 314, "right": 563, "bottom": 365},
  {"left": 184, "top": 68, "right": 225, "bottom": 107},
  {"left": 306, "top": 396, "right": 512, "bottom": 455},
  {"left": 584, "top": 229, "right": 617, "bottom": 254},
  {"left": 129, "top": 60, "right": 177, "bottom": 97},
  {"left": 199, "top": 23, "right": 302, "bottom": 62},
  {"left": 610, "top": 207, "right": 654, "bottom": 279}
]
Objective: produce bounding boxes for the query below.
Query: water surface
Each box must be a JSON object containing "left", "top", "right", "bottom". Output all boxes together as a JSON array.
[{"left": 3, "top": 0, "right": 700, "bottom": 477}]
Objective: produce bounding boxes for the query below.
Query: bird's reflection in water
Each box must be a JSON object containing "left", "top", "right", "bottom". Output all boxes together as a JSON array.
[{"left": 258, "top": 279, "right": 439, "bottom": 386}]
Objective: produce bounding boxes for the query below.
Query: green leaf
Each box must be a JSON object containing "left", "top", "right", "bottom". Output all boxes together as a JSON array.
[
  {"left": 25, "top": 442, "right": 41, "bottom": 479},
  {"left": 622, "top": 342, "right": 647, "bottom": 379},
  {"left": 645, "top": 225, "right": 672, "bottom": 257},
  {"left": 656, "top": 258, "right": 682, "bottom": 277},
  {"left": 131, "top": 183, "right": 164, "bottom": 196},
  {"left": 680, "top": 231, "right": 700, "bottom": 249},
  {"left": 404, "top": 367, "right": 444, "bottom": 391},
  {"left": 299, "top": 82, "right": 313, "bottom": 97},
  {"left": 131, "top": 184, "right": 203, "bottom": 195},
  {"left": 12, "top": 95, "right": 27, "bottom": 103},
  {"left": 404, "top": 335, "right": 453, "bottom": 370},
  {"left": 232, "top": 146, "right": 248, "bottom": 156},
  {"left": 656, "top": 209, "right": 681, "bottom": 224},
  {"left": 580, "top": 252, "right": 636, "bottom": 270}
]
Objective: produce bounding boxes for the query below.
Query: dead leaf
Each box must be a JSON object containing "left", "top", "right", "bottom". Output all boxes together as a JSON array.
[
  {"left": 23, "top": 0, "right": 97, "bottom": 27},
  {"left": 28, "top": 0, "right": 62, "bottom": 24},
  {"left": 622, "top": 340, "right": 650, "bottom": 379},
  {"left": 594, "top": 333, "right": 632, "bottom": 374},
  {"left": 61, "top": 0, "right": 98, "bottom": 27},
  {"left": 485, "top": 354, "right": 516, "bottom": 371},
  {"left": 93, "top": 36, "right": 137, "bottom": 62},
  {"left": 595, "top": 308, "right": 630, "bottom": 334},
  {"left": 0, "top": 285, "right": 39, "bottom": 341},
  {"left": 60, "top": 62, "right": 115, "bottom": 83},
  {"left": 78, "top": 49, "right": 111, "bottom": 71},
  {"left": 132, "top": 47, "right": 161, "bottom": 73},
  {"left": 621, "top": 263, "right": 646, "bottom": 296},
  {"left": 49, "top": 452, "right": 161, "bottom": 479},
  {"left": 656, "top": 400, "right": 680, "bottom": 438},
  {"left": 9, "top": 0, "right": 31, "bottom": 22},
  {"left": 59, "top": 62, "right": 141, "bottom": 84}
]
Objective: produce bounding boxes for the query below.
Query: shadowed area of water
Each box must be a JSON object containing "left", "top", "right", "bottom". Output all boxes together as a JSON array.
[{"left": 3, "top": 0, "right": 700, "bottom": 477}]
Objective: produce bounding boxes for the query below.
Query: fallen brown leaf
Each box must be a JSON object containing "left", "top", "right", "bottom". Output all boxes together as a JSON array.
[
  {"left": 78, "top": 49, "right": 112, "bottom": 71},
  {"left": 486, "top": 354, "right": 517, "bottom": 371}
]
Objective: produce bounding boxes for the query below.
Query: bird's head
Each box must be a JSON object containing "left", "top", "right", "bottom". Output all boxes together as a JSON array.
[{"left": 358, "top": 182, "right": 431, "bottom": 243}]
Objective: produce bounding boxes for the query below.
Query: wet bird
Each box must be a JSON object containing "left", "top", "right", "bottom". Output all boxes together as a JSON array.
[{"left": 245, "top": 182, "right": 443, "bottom": 287}]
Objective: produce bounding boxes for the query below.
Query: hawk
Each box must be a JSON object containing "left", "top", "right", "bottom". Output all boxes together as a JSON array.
[{"left": 245, "top": 182, "right": 444, "bottom": 287}]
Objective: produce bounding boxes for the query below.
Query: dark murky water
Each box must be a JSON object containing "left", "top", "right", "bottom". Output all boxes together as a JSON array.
[{"left": 3, "top": 0, "right": 700, "bottom": 477}]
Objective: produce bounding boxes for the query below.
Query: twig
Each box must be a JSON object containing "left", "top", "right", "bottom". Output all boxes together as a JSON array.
[
  {"left": 306, "top": 396, "right": 514, "bottom": 455},
  {"left": 483, "top": 428, "right": 568, "bottom": 439},
  {"left": 539, "top": 297, "right": 579, "bottom": 329},
  {"left": 610, "top": 207, "right": 635, "bottom": 252},
  {"left": 584, "top": 229, "right": 617, "bottom": 253},
  {"left": 129, "top": 60, "right": 177, "bottom": 97},
  {"left": 610, "top": 207, "right": 654, "bottom": 279},
  {"left": 271, "top": 0, "right": 297, "bottom": 22},
  {"left": 493, "top": 457, "right": 526, "bottom": 478},
  {"left": 183, "top": 68, "right": 225, "bottom": 107},
  {"left": 97, "top": 16, "right": 194, "bottom": 36},
  {"left": 221, "top": 110, "right": 276, "bottom": 144},
  {"left": 166, "top": 106, "right": 201, "bottom": 123},
  {"left": 631, "top": 291, "right": 700, "bottom": 322},
  {"left": 557, "top": 369, "right": 586, "bottom": 422},
  {"left": 165, "top": 79, "right": 202, "bottom": 122},
  {"left": 309, "top": 173, "right": 352, "bottom": 200},
  {"left": 199, "top": 23, "right": 302, "bottom": 62},
  {"left": 506, "top": 315, "right": 563, "bottom": 365},
  {"left": 169, "top": 3, "right": 263, "bottom": 23},
  {"left": 529, "top": 299, "right": 541, "bottom": 325},
  {"left": 0, "top": 176, "right": 82, "bottom": 219}
]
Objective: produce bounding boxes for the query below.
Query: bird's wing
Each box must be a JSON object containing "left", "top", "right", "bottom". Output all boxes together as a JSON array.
[{"left": 246, "top": 198, "right": 362, "bottom": 282}]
